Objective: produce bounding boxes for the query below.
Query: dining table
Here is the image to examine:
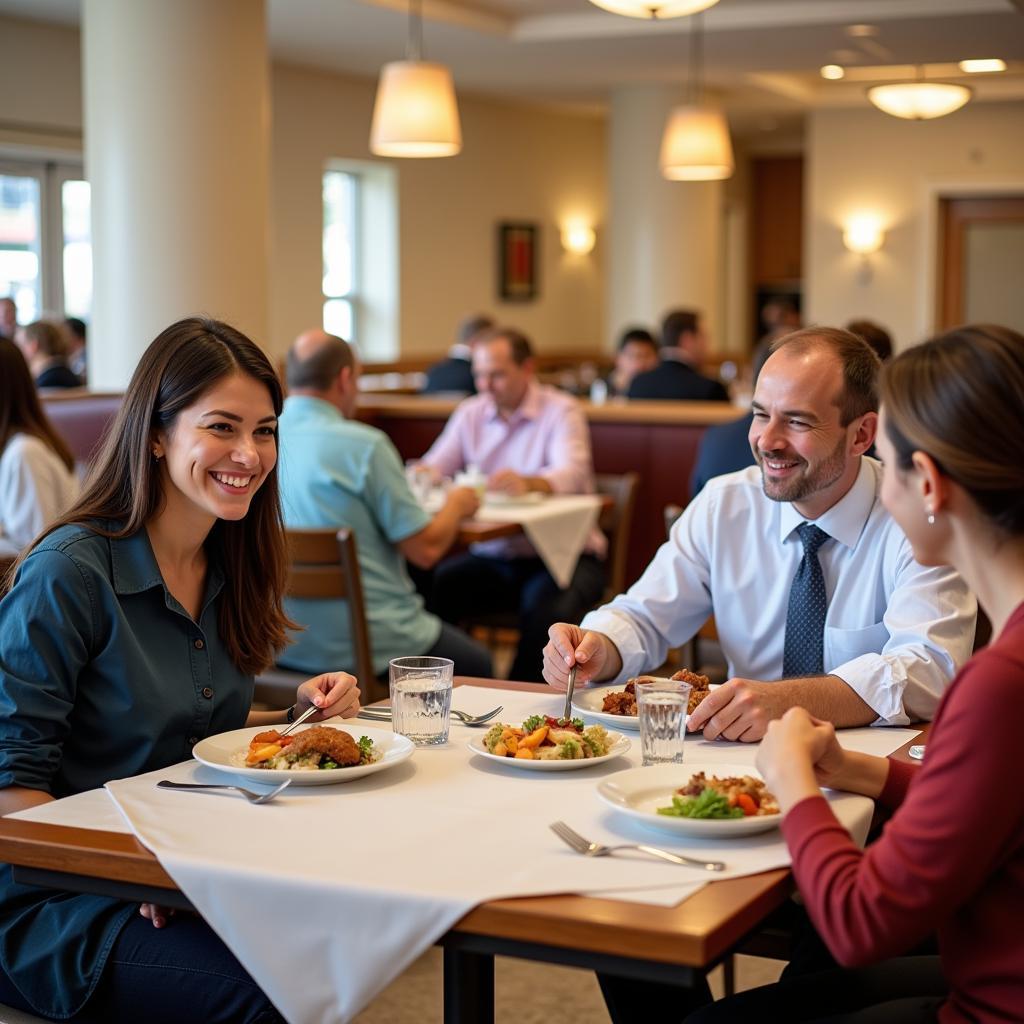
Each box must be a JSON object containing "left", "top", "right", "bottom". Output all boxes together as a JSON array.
[{"left": 0, "top": 678, "right": 924, "bottom": 1024}]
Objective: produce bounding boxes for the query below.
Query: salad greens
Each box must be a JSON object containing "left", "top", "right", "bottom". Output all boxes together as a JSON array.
[{"left": 657, "top": 787, "right": 744, "bottom": 819}]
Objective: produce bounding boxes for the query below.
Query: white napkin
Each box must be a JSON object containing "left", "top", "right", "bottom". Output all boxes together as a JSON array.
[{"left": 476, "top": 494, "right": 601, "bottom": 587}]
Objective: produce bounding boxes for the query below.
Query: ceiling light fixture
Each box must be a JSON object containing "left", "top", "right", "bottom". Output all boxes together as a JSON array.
[
  {"left": 867, "top": 67, "right": 972, "bottom": 120},
  {"left": 820, "top": 65, "right": 845, "bottom": 80},
  {"left": 958, "top": 58, "right": 1007, "bottom": 74},
  {"left": 587, "top": 0, "right": 719, "bottom": 18},
  {"left": 659, "top": 12, "right": 733, "bottom": 181},
  {"left": 369, "top": 0, "right": 462, "bottom": 158}
]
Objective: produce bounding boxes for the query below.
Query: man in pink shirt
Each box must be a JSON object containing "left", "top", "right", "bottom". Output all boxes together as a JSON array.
[{"left": 418, "top": 328, "right": 606, "bottom": 681}]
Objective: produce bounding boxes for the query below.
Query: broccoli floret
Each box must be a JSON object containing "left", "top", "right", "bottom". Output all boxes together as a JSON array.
[
  {"left": 523, "top": 715, "right": 544, "bottom": 732},
  {"left": 558, "top": 738, "right": 581, "bottom": 759}
]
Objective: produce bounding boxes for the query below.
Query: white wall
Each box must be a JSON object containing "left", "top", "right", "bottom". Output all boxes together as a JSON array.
[
  {"left": 805, "top": 102, "right": 1024, "bottom": 350},
  {"left": 270, "top": 63, "right": 605, "bottom": 360}
]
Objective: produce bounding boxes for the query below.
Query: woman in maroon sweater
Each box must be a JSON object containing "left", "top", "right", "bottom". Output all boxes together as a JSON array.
[{"left": 688, "top": 324, "right": 1024, "bottom": 1024}]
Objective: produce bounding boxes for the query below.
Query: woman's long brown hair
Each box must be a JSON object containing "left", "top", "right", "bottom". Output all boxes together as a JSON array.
[
  {"left": 15, "top": 317, "right": 294, "bottom": 677},
  {"left": 0, "top": 337, "right": 76, "bottom": 472}
]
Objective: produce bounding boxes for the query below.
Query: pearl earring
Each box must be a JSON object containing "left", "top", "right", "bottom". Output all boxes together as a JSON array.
[{"left": 926, "top": 510, "right": 935, "bottom": 525}]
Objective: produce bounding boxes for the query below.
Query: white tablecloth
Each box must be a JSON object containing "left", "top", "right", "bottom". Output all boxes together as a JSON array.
[
  {"left": 474, "top": 494, "right": 602, "bottom": 587},
  {"left": 13, "top": 687, "right": 918, "bottom": 1024}
]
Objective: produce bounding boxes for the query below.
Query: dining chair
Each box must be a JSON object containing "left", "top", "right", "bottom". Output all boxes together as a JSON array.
[{"left": 254, "top": 527, "right": 385, "bottom": 706}]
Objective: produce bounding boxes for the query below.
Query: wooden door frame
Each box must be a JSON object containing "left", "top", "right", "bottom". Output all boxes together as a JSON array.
[
  {"left": 939, "top": 195, "right": 1024, "bottom": 329},
  {"left": 920, "top": 180, "right": 1024, "bottom": 337}
]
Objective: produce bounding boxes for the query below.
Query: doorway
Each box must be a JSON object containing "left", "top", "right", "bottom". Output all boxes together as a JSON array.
[{"left": 938, "top": 196, "right": 1024, "bottom": 332}]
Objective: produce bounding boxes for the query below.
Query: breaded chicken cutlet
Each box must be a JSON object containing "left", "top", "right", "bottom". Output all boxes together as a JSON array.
[{"left": 283, "top": 726, "right": 361, "bottom": 766}]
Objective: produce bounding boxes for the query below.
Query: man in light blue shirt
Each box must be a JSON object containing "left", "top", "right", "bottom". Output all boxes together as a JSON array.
[
  {"left": 277, "top": 330, "right": 492, "bottom": 681},
  {"left": 543, "top": 327, "right": 976, "bottom": 741}
]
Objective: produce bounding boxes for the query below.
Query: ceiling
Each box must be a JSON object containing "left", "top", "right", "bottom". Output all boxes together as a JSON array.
[{"left": 4, "top": 0, "right": 1024, "bottom": 135}]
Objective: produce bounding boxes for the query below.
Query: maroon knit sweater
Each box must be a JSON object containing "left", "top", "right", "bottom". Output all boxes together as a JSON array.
[{"left": 782, "top": 602, "right": 1024, "bottom": 1023}]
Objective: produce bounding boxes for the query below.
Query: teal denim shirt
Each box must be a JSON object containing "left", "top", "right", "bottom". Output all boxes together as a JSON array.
[{"left": 0, "top": 524, "right": 252, "bottom": 1018}]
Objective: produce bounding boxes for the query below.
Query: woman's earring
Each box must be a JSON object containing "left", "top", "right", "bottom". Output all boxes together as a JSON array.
[
  {"left": 152, "top": 450, "right": 162, "bottom": 462},
  {"left": 926, "top": 509, "right": 935, "bottom": 525}
]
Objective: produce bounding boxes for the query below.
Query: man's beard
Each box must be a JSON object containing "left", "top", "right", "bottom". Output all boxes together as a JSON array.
[{"left": 757, "top": 435, "right": 847, "bottom": 504}]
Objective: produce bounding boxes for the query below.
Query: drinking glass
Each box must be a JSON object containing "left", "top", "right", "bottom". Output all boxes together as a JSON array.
[
  {"left": 636, "top": 678, "right": 692, "bottom": 766},
  {"left": 389, "top": 656, "right": 454, "bottom": 746}
]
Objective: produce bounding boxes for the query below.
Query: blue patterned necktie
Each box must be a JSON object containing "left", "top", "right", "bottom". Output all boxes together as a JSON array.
[{"left": 782, "top": 523, "right": 830, "bottom": 677}]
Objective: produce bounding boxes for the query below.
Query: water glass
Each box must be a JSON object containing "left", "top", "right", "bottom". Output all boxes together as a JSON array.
[
  {"left": 389, "top": 657, "right": 454, "bottom": 746},
  {"left": 636, "top": 678, "right": 692, "bottom": 766}
]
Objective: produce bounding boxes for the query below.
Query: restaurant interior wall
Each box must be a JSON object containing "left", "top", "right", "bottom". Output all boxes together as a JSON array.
[
  {"left": 805, "top": 101, "right": 1024, "bottom": 351},
  {"left": 0, "top": 15, "right": 606, "bottom": 364},
  {"left": 271, "top": 61, "right": 606, "bottom": 362}
]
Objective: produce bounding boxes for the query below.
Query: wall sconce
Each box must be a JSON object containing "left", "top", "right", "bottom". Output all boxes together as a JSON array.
[
  {"left": 842, "top": 215, "right": 884, "bottom": 255},
  {"left": 561, "top": 222, "right": 596, "bottom": 255}
]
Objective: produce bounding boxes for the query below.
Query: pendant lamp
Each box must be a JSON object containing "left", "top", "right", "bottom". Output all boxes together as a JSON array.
[
  {"left": 370, "top": 0, "right": 462, "bottom": 158},
  {"left": 867, "top": 71, "right": 972, "bottom": 121},
  {"left": 659, "top": 12, "right": 733, "bottom": 181},
  {"left": 588, "top": 0, "right": 719, "bottom": 18}
]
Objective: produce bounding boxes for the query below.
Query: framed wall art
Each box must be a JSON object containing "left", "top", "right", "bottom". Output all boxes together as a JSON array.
[{"left": 497, "top": 222, "right": 538, "bottom": 301}]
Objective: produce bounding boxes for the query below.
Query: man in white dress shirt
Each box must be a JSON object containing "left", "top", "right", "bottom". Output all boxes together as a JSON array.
[{"left": 542, "top": 327, "right": 976, "bottom": 741}]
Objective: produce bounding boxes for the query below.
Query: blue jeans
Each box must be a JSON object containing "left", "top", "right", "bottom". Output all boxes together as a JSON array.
[{"left": 0, "top": 911, "right": 285, "bottom": 1023}]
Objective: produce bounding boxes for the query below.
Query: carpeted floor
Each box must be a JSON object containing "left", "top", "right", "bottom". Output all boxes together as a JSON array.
[{"left": 354, "top": 949, "right": 785, "bottom": 1024}]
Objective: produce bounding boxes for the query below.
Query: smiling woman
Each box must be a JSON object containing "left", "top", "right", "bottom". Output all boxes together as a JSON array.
[{"left": 0, "top": 317, "right": 362, "bottom": 1023}]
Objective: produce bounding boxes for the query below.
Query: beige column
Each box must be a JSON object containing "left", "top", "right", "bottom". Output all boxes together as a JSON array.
[
  {"left": 607, "top": 85, "right": 724, "bottom": 351},
  {"left": 82, "top": 0, "right": 270, "bottom": 388}
]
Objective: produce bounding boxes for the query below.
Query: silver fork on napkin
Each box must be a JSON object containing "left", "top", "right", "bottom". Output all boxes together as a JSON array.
[
  {"left": 157, "top": 780, "right": 291, "bottom": 804},
  {"left": 550, "top": 820, "right": 725, "bottom": 872}
]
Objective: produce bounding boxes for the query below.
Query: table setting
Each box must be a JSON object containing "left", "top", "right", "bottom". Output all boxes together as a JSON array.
[{"left": 8, "top": 680, "right": 920, "bottom": 1024}]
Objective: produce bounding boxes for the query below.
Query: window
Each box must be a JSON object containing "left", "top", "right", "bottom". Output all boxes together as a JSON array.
[
  {"left": 321, "top": 161, "right": 399, "bottom": 361},
  {"left": 322, "top": 169, "right": 359, "bottom": 344},
  {"left": 0, "top": 159, "right": 91, "bottom": 324}
]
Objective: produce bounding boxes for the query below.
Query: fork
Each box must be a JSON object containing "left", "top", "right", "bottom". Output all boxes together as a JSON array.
[
  {"left": 157, "top": 779, "right": 291, "bottom": 804},
  {"left": 550, "top": 820, "right": 725, "bottom": 872},
  {"left": 357, "top": 705, "right": 503, "bottom": 727}
]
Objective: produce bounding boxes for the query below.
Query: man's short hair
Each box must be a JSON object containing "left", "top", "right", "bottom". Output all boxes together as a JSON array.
[
  {"left": 483, "top": 327, "right": 533, "bottom": 366},
  {"left": 457, "top": 314, "right": 494, "bottom": 347},
  {"left": 287, "top": 333, "right": 354, "bottom": 390},
  {"left": 770, "top": 326, "right": 881, "bottom": 424},
  {"left": 65, "top": 317, "right": 87, "bottom": 343},
  {"left": 22, "top": 320, "right": 67, "bottom": 358},
  {"left": 661, "top": 310, "right": 700, "bottom": 350},
  {"left": 618, "top": 326, "right": 657, "bottom": 352},
  {"left": 846, "top": 319, "right": 893, "bottom": 362}
]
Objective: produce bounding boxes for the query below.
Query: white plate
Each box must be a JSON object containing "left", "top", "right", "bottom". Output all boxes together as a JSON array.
[
  {"left": 467, "top": 730, "right": 630, "bottom": 771},
  {"left": 571, "top": 684, "right": 640, "bottom": 731},
  {"left": 483, "top": 491, "right": 544, "bottom": 507},
  {"left": 193, "top": 723, "right": 415, "bottom": 786},
  {"left": 597, "top": 762, "right": 782, "bottom": 837}
]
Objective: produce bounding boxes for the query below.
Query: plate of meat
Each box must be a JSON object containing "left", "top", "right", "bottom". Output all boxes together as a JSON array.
[
  {"left": 193, "top": 722, "right": 415, "bottom": 786},
  {"left": 571, "top": 670, "right": 713, "bottom": 732}
]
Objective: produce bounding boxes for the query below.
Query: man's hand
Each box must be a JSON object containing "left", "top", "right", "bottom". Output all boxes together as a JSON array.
[
  {"left": 686, "top": 677, "right": 792, "bottom": 742},
  {"left": 487, "top": 468, "right": 530, "bottom": 496},
  {"left": 140, "top": 903, "right": 175, "bottom": 929},
  {"left": 542, "top": 623, "right": 622, "bottom": 690},
  {"left": 444, "top": 485, "right": 480, "bottom": 519}
]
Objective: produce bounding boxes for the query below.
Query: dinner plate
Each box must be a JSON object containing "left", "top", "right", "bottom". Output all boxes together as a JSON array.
[
  {"left": 597, "top": 762, "right": 782, "bottom": 837},
  {"left": 571, "top": 684, "right": 640, "bottom": 731},
  {"left": 467, "top": 730, "right": 630, "bottom": 771},
  {"left": 483, "top": 491, "right": 545, "bottom": 507},
  {"left": 193, "top": 722, "right": 415, "bottom": 786}
]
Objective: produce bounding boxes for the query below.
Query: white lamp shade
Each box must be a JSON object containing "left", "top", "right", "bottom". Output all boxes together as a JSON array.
[
  {"left": 659, "top": 104, "right": 734, "bottom": 181},
  {"left": 370, "top": 61, "right": 462, "bottom": 158},
  {"left": 588, "top": 0, "right": 719, "bottom": 17},
  {"left": 866, "top": 82, "right": 972, "bottom": 120}
]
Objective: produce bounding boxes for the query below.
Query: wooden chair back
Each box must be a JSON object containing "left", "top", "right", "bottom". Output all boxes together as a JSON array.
[
  {"left": 284, "top": 528, "right": 380, "bottom": 702},
  {"left": 594, "top": 472, "right": 640, "bottom": 601}
]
